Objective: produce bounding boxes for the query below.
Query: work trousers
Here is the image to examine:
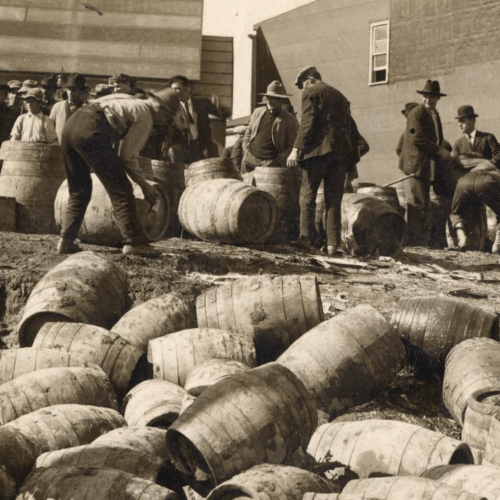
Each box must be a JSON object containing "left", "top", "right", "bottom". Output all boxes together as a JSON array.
[
  {"left": 404, "top": 176, "right": 432, "bottom": 246},
  {"left": 60, "top": 105, "right": 144, "bottom": 244},
  {"left": 450, "top": 171, "right": 500, "bottom": 230},
  {"left": 240, "top": 148, "right": 277, "bottom": 174},
  {"left": 299, "top": 152, "right": 349, "bottom": 247}
]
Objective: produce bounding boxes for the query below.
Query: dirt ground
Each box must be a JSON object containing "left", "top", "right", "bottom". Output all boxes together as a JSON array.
[{"left": 2, "top": 230, "right": 500, "bottom": 441}]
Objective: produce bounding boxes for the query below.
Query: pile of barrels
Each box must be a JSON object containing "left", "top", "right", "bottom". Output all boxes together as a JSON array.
[{"left": 1, "top": 252, "right": 500, "bottom": 499}]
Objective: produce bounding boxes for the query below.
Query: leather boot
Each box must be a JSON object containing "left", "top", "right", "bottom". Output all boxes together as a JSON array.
[
  {"left": 455, "top": 223, "right": 468, "bottom": 252},
  {"left": 492, "top": 230, "right": 500, "bottom": 254}
]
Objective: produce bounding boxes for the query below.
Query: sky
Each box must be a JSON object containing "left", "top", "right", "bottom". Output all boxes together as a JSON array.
[{"left": 202, "top": 0, "right": 315, "bottom": 118}]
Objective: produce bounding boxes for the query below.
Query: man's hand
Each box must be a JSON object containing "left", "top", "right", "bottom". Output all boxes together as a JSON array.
[
  {"left": 141, "top": 183, "right": 159, "bottom": 207},
  {"left": 287, "top": 148, "right": 302, "bottom": 168}
]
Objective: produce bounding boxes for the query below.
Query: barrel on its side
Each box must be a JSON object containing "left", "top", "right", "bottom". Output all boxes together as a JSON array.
[
  {"left": 483, "top": 412, "right": 500, "bottom": 467},
  {"left": 178, "top": 178, "right": 277, "bottom": 245},
  {"left": 196, "top": 275, "right": 324, "bottom": 364},
  {"left": 186, "top": 157, "right": 241, "bottom": 186},
  {"left": 341, "top": 193, "right": 407, "bottom": 256},
  {"left": 54, "top": 174, "right": 170, "bottom": 247},
  {"left": 0, "top": 142, "right": 65, "bottom": 234},
  {"left": 17, "top": 251, "right": 128, "bottom": 348},
  {"left": 443, "top": 338, "right": 500, "bottom": 425},
  {"left": 307, "top": 419, "right": 473, "bottom": 479}
]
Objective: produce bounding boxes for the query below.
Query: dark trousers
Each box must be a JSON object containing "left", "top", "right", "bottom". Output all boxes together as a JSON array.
[
  {"left": 60, "top": 105, "right": 144, "bottom": 244},
  {"left": 450, "top": 171, "right": 500, "bottom": 230},
  {"left": 404, "top": 176, "right": 432, "bottom": 246},
  {"left": 299, "top": 152, "right": 349, "bottom": 247},
  {"left": 241, "top": 148, "right": 276, "bottom": 174}
]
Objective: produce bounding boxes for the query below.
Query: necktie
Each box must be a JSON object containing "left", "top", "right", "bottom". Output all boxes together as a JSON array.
[{"left": 468, "top": 134, "right": 474, "bottom": 147}]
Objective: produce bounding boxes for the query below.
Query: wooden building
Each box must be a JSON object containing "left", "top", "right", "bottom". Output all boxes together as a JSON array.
[{"left": 253, "top": 0, "right": 500, "bottom": 184}]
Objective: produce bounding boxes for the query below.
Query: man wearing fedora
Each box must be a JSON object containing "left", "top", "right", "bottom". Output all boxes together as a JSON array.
[
  {"left": 398, "top": 79, "right": 452, "bottom": 246},
  {"left": 241, "top": 80, "right": 298, "bottom": 173},
  {"left": 50, "top": 73, "right": 89, "bottom": 143},
  {"left": 287, "top": 65, "right": 359, "bottom": 255},
  {"left": 57, "top": 88, "right": 180, "bottom": 255},
  {"left": 40, "top": 74, "right": 59, "bottom": 115},
  {"left": 10, "top": 88, "right": 57, "bottom": 143}
]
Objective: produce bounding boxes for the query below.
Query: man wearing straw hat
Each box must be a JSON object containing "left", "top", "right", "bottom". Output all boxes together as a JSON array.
[
  {"left": 398, "top": 79, "right": 452, "bottom": 246},
  {"left": 241, "top": 80, "right": 298, "bottom": 174}
]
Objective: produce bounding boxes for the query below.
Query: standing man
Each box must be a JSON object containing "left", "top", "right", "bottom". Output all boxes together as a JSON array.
[
  {"left": 0, "top": 83, "right": 11, "bottom": 144},
  {"left": 57, "top": 89, "right": 180, "bottom": 255},
  {"left": 398, "top": 80, "right": 451, "bottom": 246},
  {"left": 241, "top": 81, "right": 298, "bottom": 173},
  {"left": 50, "top": 73, "right": 89, "bottom": 143},
  {"left": 40, "top": 74, "right": 59, "bottom": 115},
  {"left": 287, "top": 66, "right": 359, "bottom": 255}
]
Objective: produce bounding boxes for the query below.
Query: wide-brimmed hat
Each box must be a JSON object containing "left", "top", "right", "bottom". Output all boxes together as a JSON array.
[
  {"left": 21, "top": 88, "right": 43, "bottom": 102},
  {"left": 401, "top": 102, "right": 419, "bottom": 117},
  {"left": 150, "top": 88, "right": 180, "bottom": 114},
  {"left": 65, "top": 73, "right": 87, "bottom": 90},
  {"left": 455, "top": 105, "right": 478, "bottom": 120},
  {"left": 294, "top": 65, "right": 318, "bottom": 89},
  {"left": 258, "top": 81, "right": 292, "bottom": 99},
  {"left": 416, "top": 80, "right": 447, "bottom": 96},
  {"left": 41, "top": 74, "right": 57, "bottom": 88},
  {"left": 7, "top": 80, "right": 22, "bottom": 90},
  {"left": 19, "top": 79, "right": 39, "bottom": 94}
]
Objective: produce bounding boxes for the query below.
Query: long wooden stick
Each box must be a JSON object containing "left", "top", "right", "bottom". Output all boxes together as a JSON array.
[{"left": 382, "top": 173, "right": 415, "bottom": 188}]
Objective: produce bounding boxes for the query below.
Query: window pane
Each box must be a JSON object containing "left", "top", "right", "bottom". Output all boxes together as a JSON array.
[
  {"left": 374, "top": 54, "right": 387, "bottom": 68},
  {"left": 374, "top": 25, "right": 388, "bottom": 41},
  {"left": 374, "top": 69, "right": 387, "bottom": 83},
  {"left": 374, "top": 39, "right": 388, "bottom": 54}
]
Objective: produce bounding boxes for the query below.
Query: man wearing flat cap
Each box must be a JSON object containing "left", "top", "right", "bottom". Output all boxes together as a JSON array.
[
  {"left": 287, "top": 65, "right": 360, "bottom": 255},
  {"left": 57, "top": 88, "right": 180, "bottom": 256},
  {"left": 241, "top": 81, "right": 298, "bottom": 173},
  {"left": 398, "top": 79, "right": 452, "bottom": 246}
]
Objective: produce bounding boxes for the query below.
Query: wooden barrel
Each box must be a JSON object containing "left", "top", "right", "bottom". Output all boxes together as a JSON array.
[
  {"left": 443, "top": 338, "right": 500, "bottom": 425},
  {"left": 33, "top": 322, "right": 150, "bottom": 401},
  {"left": 186, "top": 157, "right": 241, "bottom": 187},
  {"left": 54, "top": 174, "right": 170, "bottom": 247},
  {"left": 353, "top": 181, "right": 376, "bottom": 190},
  {"left": 205, "top": 464, "right": 337, "bottom": 500},
  {"left": 343, "top": 476, "right": 486, "bottom": 500},
  {"left": 0, "top": 367, "right": 118, "bottom": 424},
  {"left": 0, "top": 347, "right": 93, "bottom": 386},
  {"left": 111, "top": 292, "right": 197, "bottom": 352},
  {"left": 91, "top": 426, "right": 169, "bottom": 458},
  {"left": 253, "top": 166, "right": 301, "bottom": 243},
  {"left": 166, "top": 363, "right": 318, "bottom": 487},
  {"left": 150, "top": 160, "right": 186, "bottom": 236},
  {"left": 307, "top": 419, "right": 473, "bottom": 479},
  {"left": 196, "top": 275, "right": 324, "bottom": 364},
  {"left": 17, "top": 466, "right": 178, "bottom": 500},
  {"left": 178, "top": 178, "right": 277, "bottom": 245},
  {"left": 462, "top": 388, "right": 500, "bottom": 464},
  {"left": 121, "top": 379, "right": 187, "bottom": 427},
  {"left": 36, "top": 446, "right": 170, "bottom": 486},
  {"left": 147, "top": 328, "right": 256, "bottom": 386},
  {"left": 242, "top": 172, "right": 255, "bottom": 185},
  {"left": 422, "top": 464, "right": 500, "bottom": 499},
  {"left": 483, "top": 412, "right": 500, "bottom": 467},
  {"left": 391, "top": 296, "right": 499, "bottom": 375},
  {"left": 17, "top": 251, "right": 128, "bottom": 348},
  {"left": 356, "top": 186, "right": 402, "bottom": 213},
  {"left": 341, "top": 193, "right": 407, "bottom": 256},
  {"left": 0, "top": 196, "right": 15, "bottom": 232},
  {"left": 0, "top": 142, "right": 65, "bottom": 234},
  {"left": 179, "top": 393, "right": 196, "bottom": 415},
  {"left": 277, "top": 304, "right": 406, "bottom": 416},
  {"left": 184, "top": 359, "right": 251, "bottom": 396}
]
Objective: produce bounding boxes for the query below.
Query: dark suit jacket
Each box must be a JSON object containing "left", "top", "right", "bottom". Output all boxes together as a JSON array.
[
  {"left": 293, "top": 81, "right": 359, "bottom": 162},
  {"left": 452, "top": 130, "right": 500, "bottom": 168},
  {"left": 398, "top": 103, "right": 443, "bottom": 179}
]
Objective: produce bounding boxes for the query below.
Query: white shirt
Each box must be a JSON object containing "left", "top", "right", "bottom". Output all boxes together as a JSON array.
[
  {"left": 10, "top": 111, "right": 58, "bottom": 143},
  {"left": 465, "top": 129, "right": 476, "bottom": 146}
]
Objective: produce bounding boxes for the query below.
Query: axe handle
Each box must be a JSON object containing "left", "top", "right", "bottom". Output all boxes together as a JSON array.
[{"left": 382, "top": 173, "right": 415, "bottom": 188}]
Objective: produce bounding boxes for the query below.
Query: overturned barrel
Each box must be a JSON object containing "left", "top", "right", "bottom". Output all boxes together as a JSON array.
[
  {"left": 277, "top": 304, "right": 406, "bottom": 416},
  {"left": 341, "top": 193, "right": 407, "bottom": 256},
  {"left": 0, "top": 142, "right": 66, "bottom": 234},
  {"left": 17, "top": 251, "right": 128, "bottom": 347},
  {"left": 178, "top": 178, "right": 277, "bottom": 245},
  {"left": 357, "top": 185, "right": 402, "bottom": 213},
  {"left": 187, "top": 157, "right": 241, "bottom": 186},
  {"left": 307, "top": 419, "right": 473, "bottom": 479},
  {"left": 166, "top": 363, "right": 318, "bottom": 488},
  {"left": 196, "top": 275, "right": 324, "bottom": 364},
  {"left": 54, "top": 173, "right": 170, "bottom": 247},
  {"left": 392, "top": 296, "right": 499, "bottom": 374}
]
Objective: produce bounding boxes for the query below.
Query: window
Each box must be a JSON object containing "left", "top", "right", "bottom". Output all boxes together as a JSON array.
[{"left": 369, "top": 21, "right": 389, "bottom": 85}]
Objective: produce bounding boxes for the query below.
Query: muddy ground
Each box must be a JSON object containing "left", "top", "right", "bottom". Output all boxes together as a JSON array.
[{"left": 2, "top": 230, "right": 500, "bottom": 440}]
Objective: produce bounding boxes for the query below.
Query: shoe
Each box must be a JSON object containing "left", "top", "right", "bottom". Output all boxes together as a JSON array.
[
  {"left": 312, "top": 237, "right": 326, "bottom": 249},
  {"left": 455, "top": 225, "right": 468, "bottom": 252},
  {"left": 289, "top": 236, "right": 312, "bottom": 250},
  {"left": 492, "top": 230, "right": 500, "bottom": 254},
  {"left": 326, "top": 245, "right": 338, "bottom": 256},
  {"left": 122, "top": 244, "right": 156, "bottom": 255},
  {"left": 56, "top": 239, "right": 81, "bottom": 254}
]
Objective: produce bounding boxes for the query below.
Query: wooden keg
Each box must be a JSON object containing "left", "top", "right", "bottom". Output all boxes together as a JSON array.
[
  {"left": 186, "top": 157, "right": 241, "bottom": 186},
  {"left": 0, "top": 142, "right": 65, "bottom": 234},
  {"left": 356, "top": 185, "right": 402, "bottom": 213}
]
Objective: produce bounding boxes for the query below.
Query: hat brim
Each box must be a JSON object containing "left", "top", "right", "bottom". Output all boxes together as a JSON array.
[
  {"left": 416, "top": 90, "right": 447, "bottom": 97},
  {"left": 455, "top": 114, "right": 478, "bottom": 120},
  {"left": 21, "top": 95, "right": 42, "bottom": 101},
  {"left": 258, "top": 92, "right": 292, "bottom": 98}
]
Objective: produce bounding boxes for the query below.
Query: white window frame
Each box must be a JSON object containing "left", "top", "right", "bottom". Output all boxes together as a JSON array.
[{"left": 369, "top": 20, "right": 390, "bottom": 86}]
